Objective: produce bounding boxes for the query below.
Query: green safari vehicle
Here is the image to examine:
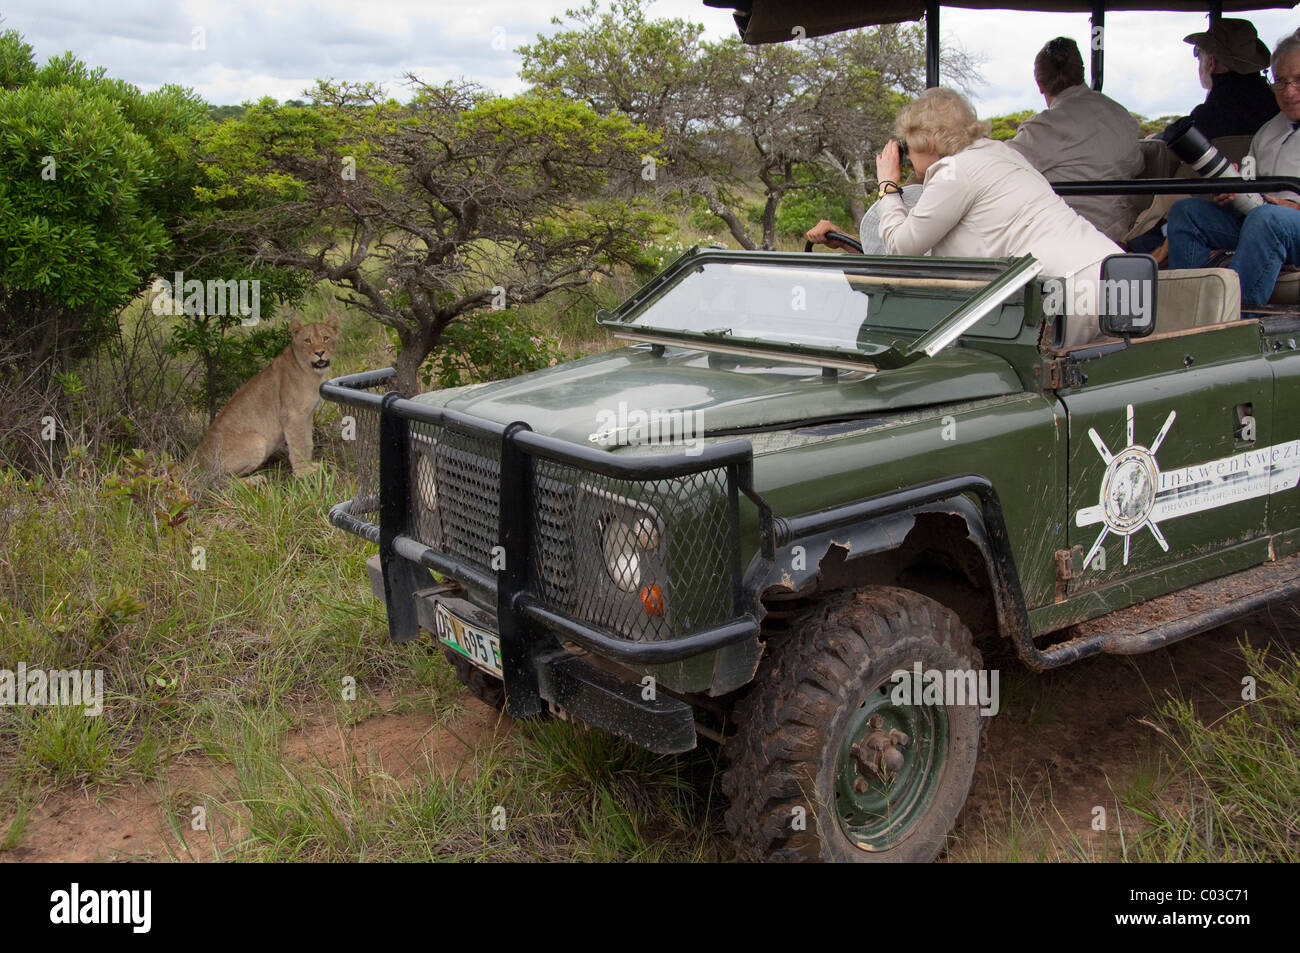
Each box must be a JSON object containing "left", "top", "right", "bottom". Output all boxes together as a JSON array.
[{"left": 322, "top": 1, "right": 1300, "bottom": 861}]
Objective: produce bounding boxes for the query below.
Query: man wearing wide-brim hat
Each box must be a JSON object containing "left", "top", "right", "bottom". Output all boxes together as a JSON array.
[
  {"left": 1156, "top": 17, "right": 1278, "bottom": 142},
  {"left": 1167, "top": 28, "right": 1300, "bottom": 309}
]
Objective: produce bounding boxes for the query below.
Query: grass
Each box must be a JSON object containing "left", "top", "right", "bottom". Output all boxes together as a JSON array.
[
  {"left": 947, "top": 637, "right": 1298, "bottom": 863},
  {"left": 1, "top": 802, "right": 30, "bottom": 850},
  {"left": 948, "top": 774, "right": 1093, "bottom": 862},
  {"left": 223, "top": 746, "right": 514, "bottom": 862},
  {"left": 0, "top": 440, "right": 732, "bottom": 861},
  {"left": 155, "top": 709, "right": 726, "bottom": 862},
  {"left": 3, "top": 440, "right": 1296, "bottom": 861},
  {"left": 0, "top": 460, "right": 403, "bottom": 796},
  {"left": 1121, "top": 642, "right": 1299, "bottom": 862}
]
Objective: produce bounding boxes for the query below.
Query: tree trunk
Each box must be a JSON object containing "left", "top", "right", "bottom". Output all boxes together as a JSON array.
[
  {"left": 761, "top": 193, "right": 779, "bottom": 251},
  {"left": 820, "top": 152, "right": 868, "bottom": 231},
  {"left": 394, "top": 343, "right": 424, "bottom": 396},
  {"left": 698, "top": 187, "right": 756, "bottom": 250},
  {"left": 393, "top": 318, "right": 445, "bottom": 396},
  {"left": 848, "top": 194, "right": 866, "bottom": 232},
  {"left": 847, "top": 158, "right": 867, "bottom": 227}
]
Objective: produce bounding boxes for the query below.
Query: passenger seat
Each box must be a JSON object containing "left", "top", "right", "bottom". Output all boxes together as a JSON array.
[
  {"left": 1269, "top": 267, "right": 1300, "bottom": 304},
  {"left": 1155, "top": 268, "right": 1240, "bottom": 332}
]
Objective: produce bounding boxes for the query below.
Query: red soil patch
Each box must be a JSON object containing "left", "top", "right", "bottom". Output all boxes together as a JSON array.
[
  {"left": 5, "top": 607, "right": 1296, "bottom": 863},
  {"left": 0, "top": 697, "right": 511, "bottom": 863},
  {"left": 957, "top": 606, "right": 1298, "bottom": 859}
]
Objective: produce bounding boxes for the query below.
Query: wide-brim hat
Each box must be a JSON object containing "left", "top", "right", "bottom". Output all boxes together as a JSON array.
[{"left": 1184, "top": 18, "right": 1271, "bottom": 74}]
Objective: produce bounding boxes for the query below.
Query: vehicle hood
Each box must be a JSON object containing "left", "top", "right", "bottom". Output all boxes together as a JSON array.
[{"left": 415, "top": 345, "right": 1023, "bottom": 448}]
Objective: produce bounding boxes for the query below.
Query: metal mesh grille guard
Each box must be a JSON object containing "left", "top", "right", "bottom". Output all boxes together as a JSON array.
[{"left": 320, "top": 369, "right": 772, "bottom": 667}]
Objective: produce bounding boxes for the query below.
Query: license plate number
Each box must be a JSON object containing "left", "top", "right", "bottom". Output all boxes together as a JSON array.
[{"left": 434, "top": 603, "right": 503, "bottom": 678}]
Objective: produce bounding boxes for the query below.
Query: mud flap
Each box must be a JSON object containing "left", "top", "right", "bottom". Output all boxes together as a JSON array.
[
  {"left": 365, "top": 552, "right": 436, "bottom": 643},
  {"left": 537, "top": 650, "right": 698, "bottom": 754},
  {"left": 381, "top": 555, "right": 435, "bottom": 643}
]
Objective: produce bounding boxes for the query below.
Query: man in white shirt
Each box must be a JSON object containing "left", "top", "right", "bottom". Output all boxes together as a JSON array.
[
  {"left": 1167, "top": 29, "right": 1300, "bottom": 307},
  {"left": 1006, "top": 37, "right": 1144, "bottom": 242}
]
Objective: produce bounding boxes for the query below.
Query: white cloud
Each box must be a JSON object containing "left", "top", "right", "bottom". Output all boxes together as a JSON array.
[
  {"left": 944, "top": 8, "right": 1298, "bottom": 119},
  {"left": 1, "top": 0, "right": 557, "bottom": 102},
  {"left": 0, "top": 0, "right": 1294, "bottom": 122}
]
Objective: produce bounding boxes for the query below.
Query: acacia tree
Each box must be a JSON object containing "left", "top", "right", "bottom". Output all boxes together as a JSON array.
[
  {"left": 517, "top": 0, "right": 706, "bottom": 142},
  {"left": 697, "top": 37, "right": 841, "bottom": 249},
  {"left": 805, "top": 24, "right": 984, "bottom": 225},
  {"left": 193, "top": 79, "right": 663, "bottom": 393},
  {"left": 520, "top": 1, "right": 982, "bottom": 247}
]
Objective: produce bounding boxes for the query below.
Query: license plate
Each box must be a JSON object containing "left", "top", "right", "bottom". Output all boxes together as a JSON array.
[{"left": 434, "top": 602, "right": 503, "bottom": 678}]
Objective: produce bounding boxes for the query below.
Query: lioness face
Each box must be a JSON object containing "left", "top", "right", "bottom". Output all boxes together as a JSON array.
[{"left": 290, "top": 314, "right": 340, "bottom": 372}]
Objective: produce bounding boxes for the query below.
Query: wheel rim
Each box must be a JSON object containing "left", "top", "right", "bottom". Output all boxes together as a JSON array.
[{"left": 833, "top": 676, "right": 948, "bottom": 851}]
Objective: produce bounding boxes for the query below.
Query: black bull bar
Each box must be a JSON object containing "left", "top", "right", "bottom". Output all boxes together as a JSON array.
[{"left": 320, "top": 368, "right": 775, "bottom": 721}]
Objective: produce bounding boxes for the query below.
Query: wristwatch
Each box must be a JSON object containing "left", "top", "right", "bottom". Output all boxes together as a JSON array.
[{"left": 878, "top": 181, "right": 903, "bottom": 198}]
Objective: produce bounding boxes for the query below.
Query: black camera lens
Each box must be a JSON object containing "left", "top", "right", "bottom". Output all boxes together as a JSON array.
[{"left": 897, "top": 139, "right": 909, "bottom": 160}]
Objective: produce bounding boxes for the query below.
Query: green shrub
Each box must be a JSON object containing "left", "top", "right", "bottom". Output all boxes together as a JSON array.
[
  {"left": 425, "top": 309, "right": 563, "bottom": 389},
  {"left": 775, "top": 187, "right": 853, "bottom": 238},
  {"left": 168, "top": 317, "right": 291, "bottom": 423},
  {"left": 0, "top": 30, "right": 210, "bottom": 378},
  {"left": 988, "top": 110, "right": 1034, "bottom": 141}
]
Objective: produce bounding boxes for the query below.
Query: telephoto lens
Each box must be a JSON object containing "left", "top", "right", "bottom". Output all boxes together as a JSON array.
[{"left": 1164, "top": 117, "right": 1263, "bottom": 215}]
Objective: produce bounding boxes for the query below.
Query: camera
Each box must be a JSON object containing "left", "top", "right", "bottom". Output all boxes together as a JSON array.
[{"left": 1164, "top": 117, "right": 1264, "bottom": 215}]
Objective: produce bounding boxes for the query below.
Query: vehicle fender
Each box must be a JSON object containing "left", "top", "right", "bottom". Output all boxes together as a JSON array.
[
  {"left": 754, "top": 509, "right": 920, "bottom": 595},
  {"left": 745, "top": 492, "right": 1022, "bottom": 641}
]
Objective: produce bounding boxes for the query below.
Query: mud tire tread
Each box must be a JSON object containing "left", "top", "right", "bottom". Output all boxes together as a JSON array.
[{"left": 721, "top": 587, "right": 984, "bottom": 862}]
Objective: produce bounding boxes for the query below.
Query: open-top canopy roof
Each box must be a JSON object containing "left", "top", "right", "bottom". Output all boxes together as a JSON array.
[{"left": 704, "top": 1, "right": 1296, "bottom": 45}]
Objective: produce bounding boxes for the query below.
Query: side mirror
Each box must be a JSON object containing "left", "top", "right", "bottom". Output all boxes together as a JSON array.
[{"left": 1098, "top": 253, "right": 1158, "bottom": 338}]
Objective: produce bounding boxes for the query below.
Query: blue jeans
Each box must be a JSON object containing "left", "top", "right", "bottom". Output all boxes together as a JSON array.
[{"left": 1167, "top": 198, "right": 1300, "bottom": 306}]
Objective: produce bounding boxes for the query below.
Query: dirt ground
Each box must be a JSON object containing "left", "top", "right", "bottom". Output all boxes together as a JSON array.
[
  {"left": 0, "top": 699, "right": 513, "bottom": 862},
  {"left": 960, "top": 602, "right": 1298, "bottom": 859},
  {"left": 2, "top": 605, "right": 1294, "bottom": 863}
]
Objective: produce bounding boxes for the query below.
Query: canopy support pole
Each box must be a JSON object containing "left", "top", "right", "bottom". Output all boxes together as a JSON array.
[
  {"left": 1091, "top": 5, "right": 1105, "bottom": 91},
  {"left": 926, "top": 0, "right": 940, "bottom": 87}
]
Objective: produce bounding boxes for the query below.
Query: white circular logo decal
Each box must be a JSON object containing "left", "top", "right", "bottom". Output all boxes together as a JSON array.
[{"left": 1100, "top": 447, "right": 1157, "bottom": 533}]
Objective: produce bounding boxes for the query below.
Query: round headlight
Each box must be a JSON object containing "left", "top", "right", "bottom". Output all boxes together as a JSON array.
[
  {"left": 633, "top": 515, "right": 660, "bottom": 551},
  {"left": 603, "top": 519, "right": 642, "bottom": 592},
  {"left": 414, "top": 451, "right": 439, "bottom": 543},
  {"left": 416, "top": 452, "right": 438, "bottom": 511}
]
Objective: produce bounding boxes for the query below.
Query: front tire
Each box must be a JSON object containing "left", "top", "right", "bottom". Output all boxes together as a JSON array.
[{"left": 722, "top": 587, "right": 985, "bottom": 862}]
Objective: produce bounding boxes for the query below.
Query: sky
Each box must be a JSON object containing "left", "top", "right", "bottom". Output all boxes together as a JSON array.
[{"left": 0, "top": 0, "right": 1296, "bottom": 121}]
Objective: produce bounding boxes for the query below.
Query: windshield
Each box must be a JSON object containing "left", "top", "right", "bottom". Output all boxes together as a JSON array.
[{"left": 604, "top": 258, "right": 1020, "bottom": 357}]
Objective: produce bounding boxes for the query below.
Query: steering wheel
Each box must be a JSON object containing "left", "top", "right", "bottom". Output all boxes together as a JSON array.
[{"left": 804, "top": 230, "right": 864, "bottom": 254}]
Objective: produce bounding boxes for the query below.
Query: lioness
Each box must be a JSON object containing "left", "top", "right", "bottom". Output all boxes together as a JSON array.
[{"left": 196, "top": 314, "right": 340, "bottom": 478}]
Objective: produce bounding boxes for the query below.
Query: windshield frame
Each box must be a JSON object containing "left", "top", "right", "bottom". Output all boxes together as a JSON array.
[{"left": 598, "top": 248, "right": 1041, "bottom": 370}]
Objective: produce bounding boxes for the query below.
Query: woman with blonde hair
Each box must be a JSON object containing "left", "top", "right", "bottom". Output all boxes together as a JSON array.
[{"left": 807, "top": 87, "right": 1122, "bottom": 346}]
